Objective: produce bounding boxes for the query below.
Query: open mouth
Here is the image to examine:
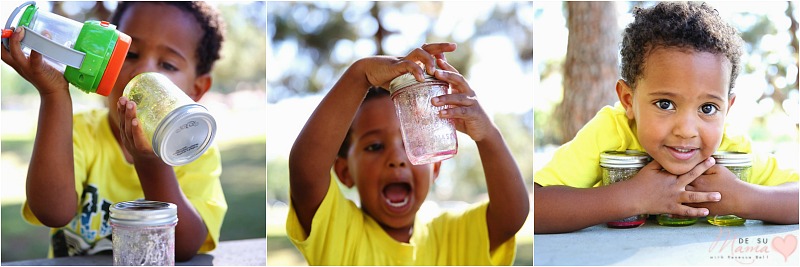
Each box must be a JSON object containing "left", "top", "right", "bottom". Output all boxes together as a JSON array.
[
  {"left": 383, "top": 182, "right": 411, "bottom": 209},
  {"left": 666, "top": 146, "right": 698, "bottom": 160}
]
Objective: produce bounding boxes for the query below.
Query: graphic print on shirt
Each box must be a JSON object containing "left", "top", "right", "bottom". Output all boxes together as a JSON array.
[{"left": 78, "top": 185, "right": 114, "bottom": 242}]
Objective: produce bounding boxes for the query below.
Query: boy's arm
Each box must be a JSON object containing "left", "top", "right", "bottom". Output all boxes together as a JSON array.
[
  {"left": 535, "top": 158, "right": 721, "bottom": 233},
  {"left": 432, "top": 62, "right": 529, "bottom": 251},
  {"left": 289, "top": 43, "right": 457, "bottom": 235},
  {"left": 688, "top": 165, "right": 798, "bottom": 224},
  {"left": 116, "top": 98, "right": 209, "bottom": 262},
  {"left": 2, "top": 27, "right": 77, "bottom": 227}
]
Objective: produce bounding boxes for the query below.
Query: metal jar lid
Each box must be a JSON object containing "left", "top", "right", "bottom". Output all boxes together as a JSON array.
[
  {"left": 388, "top": 72, "right": 447, "bottom": 95},
  {"left": 600, "top": 150, "right": 652, "bottom": 168},
  {"left": 110, "top": 200, "right": 177, "bottom": 227},
  {"left": 152, "top": 104, "right": 217, "bottom": 166},
  {"left": 711, "top": 151, "right": 751, "bottom": 167}
]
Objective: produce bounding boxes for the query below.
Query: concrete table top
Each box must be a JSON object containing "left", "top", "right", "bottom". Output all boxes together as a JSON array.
[
  {"left": 2, "top": 238, "right": 266, "bottom": 266},
  {"left": 534, "top": 218, "right": 799, "bottom": 265}
]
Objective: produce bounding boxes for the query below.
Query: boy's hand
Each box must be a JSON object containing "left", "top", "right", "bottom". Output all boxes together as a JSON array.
[
  {"left": 117, "top": 97, "right": 159, "bottom": 162},
  {"left": 1, "top": 27, "right": 69, "bottom": 95},
  {"left": 628, "top": 157, "right": 721, "bottom": 217},
  {"left": 431, "top": 58, "right": 494, "bottom": 142},
  {"left": 685, "top": 164, "right": 750, "bottom": 216},
  {"left": 363, "top": 43, "right": 457, "bottom": 89}
]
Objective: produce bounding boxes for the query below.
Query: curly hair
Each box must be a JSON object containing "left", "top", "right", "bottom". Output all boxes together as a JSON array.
[
  {"left": 620, "top": 2, "right": 742, "bottom": 92},
  {"left": 337, "top": 87, "right": 390, "bottom": 158},
  {"left": 109, "top": 1, "right": 226, "bottom": 75}
]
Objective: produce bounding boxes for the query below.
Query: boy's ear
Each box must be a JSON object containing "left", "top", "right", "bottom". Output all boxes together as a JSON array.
[
  {"left": 431, "top": 162, "right": 442, "bottom": 182},
  {"left": 726, "top": 93, "right": 736, "bottom": 113},
  {"left": 334, "top": 157, "right": 356, "bottom": 188},
  {"left": 189, "top": 73, "right": 212, "bottom": 102},
  {"left": 616, "top": 79, "right": 635, "bottom": 120}
]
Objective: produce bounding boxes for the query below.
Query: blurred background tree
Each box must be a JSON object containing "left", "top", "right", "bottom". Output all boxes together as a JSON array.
[
  {"left": 0, "top": 1, "right": 266, "bottom": 262},
  {"left": 535, "top": 1, "right": 799, "bottom": 170},
  {"left": 267, "top": 1, "right": 533, "bottom": 265},
  {"left": 555, "top": 1, "right": 619, "bottom": 143}
]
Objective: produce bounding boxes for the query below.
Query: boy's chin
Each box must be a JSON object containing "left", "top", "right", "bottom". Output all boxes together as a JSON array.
[{"left": 660, "top": 162, "right": 698, "bottom": 176}]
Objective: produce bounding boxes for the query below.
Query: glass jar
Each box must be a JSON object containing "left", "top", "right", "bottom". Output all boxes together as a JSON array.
[
  {"left": 388, "top": 72, "right": 457, "bottom": 165},
  {"left": 600, "top": 150, "right": 651, "bottom": 228},
  {"left": 110, "top": 200, "right": 178, "bottom": 266},
  {"left": 123, "top": 72, "right": 217, "bottom": 166},
  {"left": 707, "top": 151, "right": 752, "bottom": 226}
]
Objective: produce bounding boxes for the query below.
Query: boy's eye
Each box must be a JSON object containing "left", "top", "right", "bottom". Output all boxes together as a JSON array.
[
  {"left": 126, "top": 52, "right": 139, "bottom": 59},
  {"left": 161, "top": 62, "right": 178, "bottom": 71},
  {"left": 365, "top": 143, "right": 384, "bottom": 152},
  {"left": 654, "top": 100, "right": 675, "bottom": 110},
  {"left": 700, "top": 104, "right": 719, "bottom": 115}
]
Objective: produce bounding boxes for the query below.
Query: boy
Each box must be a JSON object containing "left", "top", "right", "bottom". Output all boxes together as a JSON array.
[
  {"left": 1, "top": 2, "right": 226, "bottom": 261},
  {"left": 287, "top": 43, "right": 530, "bottom": 265},
  {"left": 534, "top": 2, "right": 798, "bottom": 233}
]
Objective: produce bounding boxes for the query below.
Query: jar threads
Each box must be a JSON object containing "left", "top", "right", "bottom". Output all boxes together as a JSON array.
[
  {"left": 110, "top": 200, "right": 178, "bottom": 266},
  {"left": 600, "top": 150, "right": 651, "bottom": 228},
  {"left": 388, "top": 72, "right": 457, "bottom": 165}
]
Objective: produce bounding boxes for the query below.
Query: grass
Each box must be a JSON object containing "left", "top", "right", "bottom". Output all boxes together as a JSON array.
[{"left": 0, "top": 138, "right": 266, "bottom": 262}]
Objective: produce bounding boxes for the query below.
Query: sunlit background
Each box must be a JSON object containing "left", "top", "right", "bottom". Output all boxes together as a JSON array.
[
  {"left": 267, "top": 1, "right": 533, "bottom": 265},
  {"left": 0, "top": 1, "right": 266, "bottom": 262},
  {"left": 534, "top": 1, "right": 799, "bottom": 173}
]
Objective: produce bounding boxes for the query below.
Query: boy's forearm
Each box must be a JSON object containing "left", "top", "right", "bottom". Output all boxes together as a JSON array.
[
  {"left": 475, "top": 128, "right": 529, "bottom": 248},
  {"left": 740, "top": 182, "right": 799, "bottom": 224},
  {"left": 534, "top": 182, "right": 641, "bottom": 233},
  {"left": 134, "top": 160, "right": 207, "bottom": 261},
  {"left": 26, "top": 91, "right": 77, "bottom": 227},
  {"left": 288, "top": 59, "right": 372, "bottom": 230}
]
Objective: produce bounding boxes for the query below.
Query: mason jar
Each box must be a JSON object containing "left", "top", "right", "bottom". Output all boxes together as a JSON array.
[
  {"left": 600, "top": 150, "right": 651, "bottom": 228},
  {"left": 707, "top": 151, "right": 752, "bottom": 226},
  {"left": 110, "top": 200, "right": 178, "bottom": 266},
  {"left": 122, "top": 72, "right": 216, "bottom": 166},
  {"left": 388, "top": 72, "right": 457, "bottom": 165}
]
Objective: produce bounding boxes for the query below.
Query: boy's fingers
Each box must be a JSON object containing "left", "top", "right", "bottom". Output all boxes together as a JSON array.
[
  {"left": 433, "top": 69, "right": 471, "bottom": 93},
  {"left": 436, "top": 58, "right": 459, "bottom": 74},
  {"left": 676, "top": 206, "right": 710, "bottom": 217},
  {"left": 421, "top": 43, "right": 457, "bottom": 57},
  {"left": 439, "top": 106, "right": 475, "bottom": 118},
  {"left": 404, "top": 48, "right": 437, "bottom": 75},
  {"left": 433, "top": 94, "right": 477, "bottom": 107},
  {"left": 680, "top": 191, "right": 721, "bottom": 203},
  {"left": 396, "top": 59, "right": 426, "bottom": 82},
  {"left": 677, "top": 157, "right": 715, "bottom": 186},
  {"left": 8, "top": 28, "right": 27, "bottom": 67}
]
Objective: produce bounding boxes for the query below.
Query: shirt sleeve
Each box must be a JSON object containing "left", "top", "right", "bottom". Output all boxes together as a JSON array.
[
  {"left": 285, "top": 176, "right": 362, "bottom": 265},
  {"left": 175, "top": 144, "right": 227, "bottom": 253},
  {"left": 535, "top": 105, "right": 637, "bottom": 188},
  {"left": 426, "top": 202, "right": 517, "bottom": 265}
]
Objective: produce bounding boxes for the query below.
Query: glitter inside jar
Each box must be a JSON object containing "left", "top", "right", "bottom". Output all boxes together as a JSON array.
[
  {"left": 110, "top": 200, "right": 178, "bottom": 266},
  {"left": 707, "top": 151, "right": 752, "bottom": 226},
  {"left": 122, "top": 72, "right": 216, "bottom": 166},
  {"left": 600, "top": 150, "right": 651, "bottom": 228},
  {"left": 388, "top": 72, "right": 457, "bottom": 165}
]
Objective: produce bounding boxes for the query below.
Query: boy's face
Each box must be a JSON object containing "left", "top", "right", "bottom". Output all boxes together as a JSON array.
[
  {"left": 106, "top": 3, "right": 207, "bottom": 129},
  {"left": 618, "top": 48, "right": 735, "bottom": 175},
  {"left": 337, "top": 95, "right": 440, "bottom": 232}
]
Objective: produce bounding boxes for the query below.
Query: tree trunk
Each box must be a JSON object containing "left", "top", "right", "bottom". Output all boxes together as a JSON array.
[{"left": 555, "top": 2, "right": 620, "bottom": 143}]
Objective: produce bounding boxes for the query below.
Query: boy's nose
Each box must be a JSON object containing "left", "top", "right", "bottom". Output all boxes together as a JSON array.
[
  {"left": 387, "top": 144, "right": 409, "bottom": 168},
  {"left": 128, "top": 61, "right": 159, "bottom": 80},
  {"left": 672, "top": 112, "right": 699, "bottom": 139}
]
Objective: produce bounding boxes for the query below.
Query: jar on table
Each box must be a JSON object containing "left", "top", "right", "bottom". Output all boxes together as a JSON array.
[
  {"left": 707, "top": 151, "right": 752, "bottom": 226},
  {"left": 600, "top": 150, "right": 651, "bottom": 228},
  {"left": 110, "top": 200, "right": 178, "bottom": 266},
  {"left": 388, "top": 72, "right": 457, "bottom": 165},
  {"left": 122, "top": 72, "right": 217, "bottom": 166}
]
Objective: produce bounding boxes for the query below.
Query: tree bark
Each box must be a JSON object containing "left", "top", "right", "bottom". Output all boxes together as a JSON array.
[{"left": 555, "top": 2, "right": 620, "bottom": 143}]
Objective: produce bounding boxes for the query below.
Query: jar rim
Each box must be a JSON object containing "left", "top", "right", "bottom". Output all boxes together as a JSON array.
[
  {"left": 388, "top": 72, "right": 445, "bottom": 95},
  {"left": 110, "top": 200, "right": 178, "bottom": 226},
  {"left": 712, "top": 151, "right": 751, "bottom": 166},
  {"left": 152, "top": 104, "right": 216, "bottom": 166},
  {"left": 600, "top": 150, "right": 651, "bottom": 168}
]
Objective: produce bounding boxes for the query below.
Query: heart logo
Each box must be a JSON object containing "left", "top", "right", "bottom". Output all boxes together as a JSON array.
[{"left": 772, "top": 234, "right": 798, "bottom": 262}]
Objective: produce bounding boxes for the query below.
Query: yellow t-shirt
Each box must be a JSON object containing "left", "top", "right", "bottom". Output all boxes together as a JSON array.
[
  {"left": 22, "top": 109, "right": 227, "bottom": 257},
  {"left": 535, "top": 103, "right": 799, "bottom": 187},
  {"left": 286, "top": 177, "right": 517, "bottom": 265}
]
